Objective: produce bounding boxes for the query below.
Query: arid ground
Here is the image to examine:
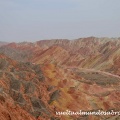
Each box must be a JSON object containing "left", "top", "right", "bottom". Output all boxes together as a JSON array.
[{"left": 0, "top": 37, "right": 120, "bottom": 120}]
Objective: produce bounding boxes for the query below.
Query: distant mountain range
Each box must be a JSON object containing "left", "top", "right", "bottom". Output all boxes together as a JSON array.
[
  {"left": 0, "top": 41, "right": 8, "bottom": 47},
  {"left": 1, "top": 37, "right": 120, "bottom": 75}
]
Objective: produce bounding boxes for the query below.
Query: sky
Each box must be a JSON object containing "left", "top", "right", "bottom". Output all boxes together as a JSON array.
[{"left": 0, "top": 0, "right": 120, "bottom": 42}]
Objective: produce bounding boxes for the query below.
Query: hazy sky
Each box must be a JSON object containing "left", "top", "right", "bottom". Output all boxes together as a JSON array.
[{"left": 0, "top": 0, "right": 120, "bottom": 42}]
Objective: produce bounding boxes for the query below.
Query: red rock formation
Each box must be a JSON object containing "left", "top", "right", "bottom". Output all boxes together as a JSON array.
[{"left": 0, "top": 37, "right": 120, "bottom": 120}]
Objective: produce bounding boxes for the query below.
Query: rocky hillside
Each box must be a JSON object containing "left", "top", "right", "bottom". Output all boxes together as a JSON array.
[
  {"left": 35, "top": 37, "right": 120, "bottom": 75},
  {"left": 0, "top": 37, "right": 120, "bottom": 120},
  {"left": 1, "top": 37, "right": 120, "bottom": 75},
  {"left": 0, "top": 53, "right": 64, "bottom": 120}
]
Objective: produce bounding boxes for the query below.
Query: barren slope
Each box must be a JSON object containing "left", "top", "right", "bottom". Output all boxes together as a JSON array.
[{"left": 0, "top": 37, "right": 120, "bottom": 120}]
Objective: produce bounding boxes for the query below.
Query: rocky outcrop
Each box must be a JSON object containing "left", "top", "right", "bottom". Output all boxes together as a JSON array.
[{"left": 0, "top": 54, "right": 60, "bottom": 120}]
